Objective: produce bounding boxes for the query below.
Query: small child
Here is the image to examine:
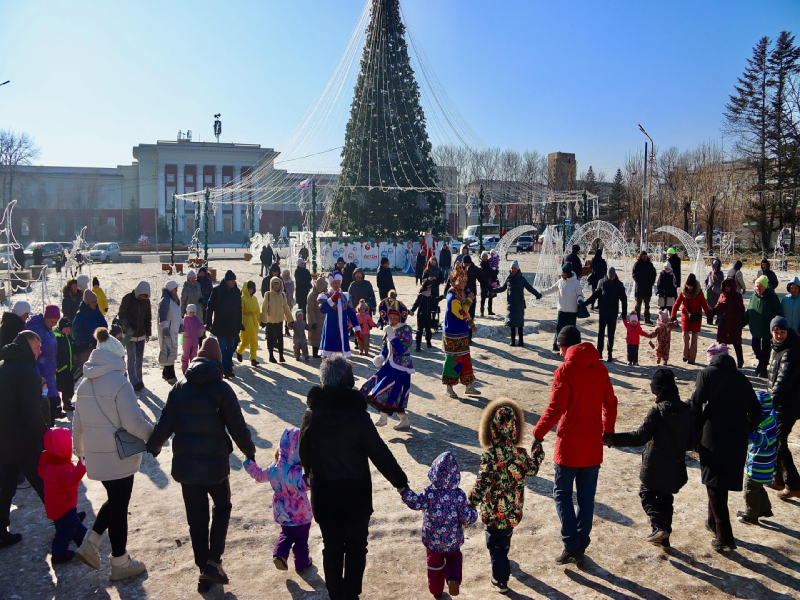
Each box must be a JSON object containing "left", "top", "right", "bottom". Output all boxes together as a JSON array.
[
  {"left": 355, "top": 299, "right": 377, "bottom": 356},
  {"left": 409, "top": 282, "right": 440, "bottom": 351},
  {"left": 92, "top": 277, "right": 108, "bottom": 315},
  {"left": 401, "top": 452, "right": 477, "bottom": 599},
  {"left": 53, "top": 317, "right": 76, "bottom": 412},
  {"left": 292, "top": 310, "right": 309, "bottom": 361},
  {"left": 623, "top": 312, "right": 647, "bottom": 366},
  {"left": 244, "top": 427, "right": 313, "bottom": 572},
  {"left": 37, "top": 427, "right": 87, "bottom": 564},
  {"left": 281, "top": 269, "right": 295, "bottom": 307},
  {"left": 181, "top": 304, "right": 205, "bottom": 373},
  {"left": 110, "top": 323, "right": 124, "bottom": 341},
  {"left": 488, "top": 250, "right": 500, "bottom": 288},
  {"left": 648, "top": 310, "right": 677, "bottom": 365},
  {"left": 468, "top": 398, "right": 544, "bottom": 594},
  {"left": 738, "top": 391, "right": 777, "bottom": 525}
]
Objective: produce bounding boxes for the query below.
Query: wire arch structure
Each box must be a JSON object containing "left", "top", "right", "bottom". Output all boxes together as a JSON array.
[
  {"left": 653, "top": 225, "right": 706, "bottom": 283},
  {"left": 496, "top": 225, "right": 539, "bottom": 284},
  {"left": 566, "top": 221, "right": 635, "bottom": 298}
]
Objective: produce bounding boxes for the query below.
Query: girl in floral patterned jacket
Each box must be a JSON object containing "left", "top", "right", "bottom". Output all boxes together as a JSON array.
[
  {"left": 244, "top": 427, "right": 313, "bottom": 572},
  {"left": 401, "top": 452, "right": 477, "bottom": 599},
  {"left": 468, "top": 398, "right": 545, "bottom": 594}
]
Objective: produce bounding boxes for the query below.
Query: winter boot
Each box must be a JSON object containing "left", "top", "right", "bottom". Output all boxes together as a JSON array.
[
  {"left": 518, "top": 330, "right": 524, "bottom": 347},
  {"left": 269, "top": 352, "right": 277, "bottom": 364},
  {"left": 202, "top": 560, "right": 229, "bottom": 584},
  {"left": 312, "top": 346, "right": 319, "bottom": 358},
  {"left": 251, "top": 359, "right": 259, "bottom": 367},
  {"left": 393, "top": 413, "right": 411, "bottom": 431},
  {"left": 236, "top": 352, "right": 243, "bottom": 363},
  {"left": 510, "top": 330, "right": 516, "bottom": 346},
  {"left": 279, "top": 352, "right": 286, "bottom": 363},
  {"left": 445, "top": 385, "right": 458, "bottom": 399},
  {"left": 110, "top": 553, "right": 147, "bottom": 581},
  {"left": 487, "top": 297, "right": 494, "bottom": 315},
  {"left": 426, "top": 336, "right": 432, "bottom": 348},
  {"left": 75, "top": 530, "right": 102, "bottom": 570},
  {"left": 464, "top": 384, "right": 480, "bottom": 396},
  {"left": 375, "top": 413, "right": 389, "bottom": 427}
]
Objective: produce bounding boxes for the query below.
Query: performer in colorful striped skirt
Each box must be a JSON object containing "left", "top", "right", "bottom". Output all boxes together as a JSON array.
[
  {"left": 361, "top": 292, "right": 414, "bottom": 430},
  {"left": 442, "top": 261, "right": 479, "bottom": 398}
]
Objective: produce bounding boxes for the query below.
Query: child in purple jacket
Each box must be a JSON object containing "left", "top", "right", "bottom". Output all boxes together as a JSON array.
[
  {"left": 401, "top": 451, "right": 477, "bottom": 599},
  {"left": 181, "top": 304, "right": 205, "bottom": 373},
  {"left": 244, "top": 427, "right": 313, "bottom": 572}
]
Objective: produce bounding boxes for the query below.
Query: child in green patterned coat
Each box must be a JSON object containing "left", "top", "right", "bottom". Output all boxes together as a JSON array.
[{"left": 468, "top": 398, "right": 544, "bottom": 594}]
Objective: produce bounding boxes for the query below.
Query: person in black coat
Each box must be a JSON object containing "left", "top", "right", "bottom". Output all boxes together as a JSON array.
[
  {"left": 32, "top": 245, "right": 44, "bottom": 266},
  {"left": 147, "top": 338, "right": 256, "bottom": 590},
  {"left": 605, "top": 369, "right": 694, "bottom": 549},
  {"left": 294, "top": 259, "right": 313, "bottom": 315},
  {"left": 478, "top": 252, "right": 498, "bottom": 316},
  {"left": 587, "top": 248, "right": 608, "bottom": 309},
  {"left": 421, "top": 257, "right": 444, "bottom": 300},
  {"left": 409, "top": 280, "right": 442, "bottom": 350},
  {"left": 376, "top": 257, "right": 396, "bottom": 305},
  {"left": 0, "top": 302, "right": 29, "bottom": 349},
  {"left": 341, "top": 262, "right": 357, "bottom": 293},
  {"left": 632, "top": 251, "right": 657, "bottom": 324},
  {"left": 667, "top": 249, "right": 682, "bottom": 287},
  {"left": 493, "top": 260, "right": 541, "bottom": 347},
  {"left": 13, "top": 245, "right": 25, "bottom": 271},
  {"left": 586, "top": 268, "right": 628, "bottom": 362},
  {"left": 690, "top": 353, "right": 761, "bottom": 552},
  {"left": 562, "top": 244, "right": 583, "bottom": 282},
  {"left": 414, "top": 249, "right": 427, "bottom": 286},
  {"left": 259, "top": 245, "right": 274, "bottom": 277},
  {"left": 299, "top": 357, "right": 407, "bottom": 600},
  {"left": 438, "top": 243, "right": 452, "bottom": 281},
  {"left": 261, "top": 263, "right": 282, "bottom": 295},
  {"left": 206, "top": 271, "right": 243, "bottom": 379},
  {"left": 767, "top": 318, "right": 800, "bottom": 498},
  {"left": 0, "top": 332, "right": 48, "bottom": 548}
]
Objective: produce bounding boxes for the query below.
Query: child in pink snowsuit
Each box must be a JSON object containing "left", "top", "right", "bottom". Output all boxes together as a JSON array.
[
  {"left": 355, "top": 299, "right": 377, "bottom": 355},
  {"left": 623, "top": 312, "right": 648, "bottom": 366},
  {"left": 181, "top": 304, "right": 205, "bottom": 373},
  {"left": 244, "top": 427, "right": 313, "bottom": 572}
]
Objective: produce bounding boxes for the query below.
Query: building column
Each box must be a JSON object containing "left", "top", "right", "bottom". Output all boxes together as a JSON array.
[
  {"left": 197, "top": 164, "right": 205, "bottom": 228},
  {"left": 177, "top": 164, "right": 185, "bottom": 233},
  {"left": 233, "top": 166, "right": 242, "bottom": 232},
  {"left": 215, "top": 165, "right": 223, "bottom": 233},
  {"left": 253, "top": 168, "right": 261, "bottom": 233},
  {"left": 157, "top": 162, "right": 166, "bottom": 225}
]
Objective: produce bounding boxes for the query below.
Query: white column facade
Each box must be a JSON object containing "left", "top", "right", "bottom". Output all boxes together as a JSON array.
[
  {"left": 157, "top": 162, "right": 166, "bottom": 221},
  {"left": 233, "top": 166, "right": 242, "bottom": 232},
  {"left": 177, "top": 164, "right": 185, "bottom": 233},
  {"left": 215, "top": 164, "right": 223, "bottom": 233},
  {"left": 197, "top": 164, "right": 205, "bottom": 227}
]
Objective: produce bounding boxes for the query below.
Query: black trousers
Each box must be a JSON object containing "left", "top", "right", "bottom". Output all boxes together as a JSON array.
[
  {"left": 732, "top": 343, "right": 744, "bottom": 369},
  {"left": 0, "top": 455, "right": 45, "bottom": 530},
  {"left": 485, "top": 526, "right": 513, "bottom": 584},
  {"left": 639, "top": 485, "right": 674, "bottom": 533},
  {"left": 318, "top": 518, "right": 370, "bottom": 600},
  {"left": 266, "top": 323, "right": 285, "bottom": 357},
  {"left": 415, "top": 326, "right": 432, "bottom": 348},
  {"left": 635, "top": 296, "right": 652, "bottom": 322},
  {"left": 181, "top": 479, "right": 232, "bottom": 570},
  {"left": 509, "top": 327, "right": 524, "bottom": 344},
  {"left": 752, "top": 336, "right": 772, "bottom": 375},
  {"left": 92, "top": 475, "right": 134, "bottom": 557},
  {"left": 774, "top": 416, "right": 800, "bottom": 490},
  {"left": 480, "top": 293, "right": 493, "bottom": 314},
  {"left": 297, "top": 294, "right": 308, "bottom": 316},
  {"left": 627, "top": 344, "right": 639, "bottom": 364},
  {"left": 706, "top": 485, "right": 734, "bottom": 546},
  {"left": 597, "top": 315, "right": 617, "bottom": 356}
]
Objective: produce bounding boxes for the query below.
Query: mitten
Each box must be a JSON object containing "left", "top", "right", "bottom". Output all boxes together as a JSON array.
[{"left": 372, "top": 353, "right": 383, "bottom": 367}]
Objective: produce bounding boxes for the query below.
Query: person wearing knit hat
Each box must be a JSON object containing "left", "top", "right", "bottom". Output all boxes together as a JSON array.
[
  {"left": 197, "top": 336, "right": 223, "bottom": 362},
  {"left": 76, "top": 274, "right": 91, "bottom": 293},
  {"left": 540, "top": 263, "right": 585, "bottom": 351},
  {"left": 738, "top": 390, "right": 778, "bottom": 523},
  {"left": 604, "top": 367, "right": 693, "bottom": 549},
  {"left": 532, "top": 323, "right": 617, "bottom": 564},
  {"left": 181, "top": 303, "right": 205, "bottom": 374},
  {"left": 706, "top": 343, "right": 728, "bottom": 365},
  {"left": 181, "top": 269, "right": 204, "bottom": 323},
  {"left": 656, "top": 261, "right": 678, "bottom": 314},
  {"left": 53, "top": 316, "right": 76, "bottom": 412},
  {"left": 1, "top": 302, "right": 31, "bottom": 349},
  {"left": 158, "top": 281, "right": 181, "bottom": 384},
  {"left": 493, "top": 260, "right": 541, "bottom": 347},
  {"left": 71, "top": 287, "right": 108, "bottom": 371},
  {"left": 206, "top": 269, "right": 242, "bottom": 378},
  {"left": 585, "top": 266, "right": 627, "bottom": 363},
  {"left": 92, "top": 277, "right": 109, "bottom": 315},
  {"left": 666, "top": 248, "right": 681, "bottom": 285},
  {"left": 119, "top": 281, "right": 152, "bottom": 393},
  {"left": 747, "top": 272, "right": 783, "bottom": 378},
  {"left": 25, "top": 304, "right": 63, "bottom": 423},
  {"left": 12, "top": 301, "right": 31, "bottom": 318}
]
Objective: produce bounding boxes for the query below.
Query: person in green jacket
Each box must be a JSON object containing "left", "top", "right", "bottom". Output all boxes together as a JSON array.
[{"left": 747, "top": 275, "right": 783, "bottom": 378}]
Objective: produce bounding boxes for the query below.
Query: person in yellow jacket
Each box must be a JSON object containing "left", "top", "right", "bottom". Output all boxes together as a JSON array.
[
  {"left": 237, "top": 280, "right": 261, "bottom": 366},
  {"left": 260, "top": 276, "right": 294, "bottom": 363},
  {"left": 92, "top": 277, "right": 109, "bottom": 315}
]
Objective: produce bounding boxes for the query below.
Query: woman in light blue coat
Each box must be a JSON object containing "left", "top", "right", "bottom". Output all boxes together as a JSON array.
[{"left": 781, "top": 277, "right": 800, "bottom": 334}]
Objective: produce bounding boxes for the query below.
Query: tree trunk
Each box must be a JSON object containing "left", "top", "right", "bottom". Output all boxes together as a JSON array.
[{"left": 683, "top": 201, "right": 690, "bottom": 232}]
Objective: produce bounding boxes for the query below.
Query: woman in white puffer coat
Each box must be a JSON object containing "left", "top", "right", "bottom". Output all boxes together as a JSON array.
[
  {"left": 158, "top": 280, "right": 181, "bottom": 384},
  {"left": 73, "top": 327, "right": 153, "bottom": 581},
  {"left": 540, "top": 262, "right": 585, "bottom": 352}
]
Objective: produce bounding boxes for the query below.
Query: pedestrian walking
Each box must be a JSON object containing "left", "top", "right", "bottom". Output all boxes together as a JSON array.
[
  {"left": 632, "top": 251, "right": 657, "bottom": 324},
  {"left": 671, "top": 273, "right": 711, "bottom": 365},
  {"left": 738, "top": 391, "right": 777, "bottom": 524},
  {"left": 708, "top": 278, "right": 746, "bottom": 368},
  {"left": 118, "top": 281, "right": 151, "bottom": 392},
  {"left": 493, "top": 260, "right": 541, "bottom": 348},
  {"left": 704, "top": 259, "right": 724, "bottom": 324},
  {"left": 206, "top": 271, "right": 242, "bottom": 379},
  {"left": 585, "top": 267, "right": 626, "bottom": 362},
  {"left": 236, "top": 281, "right": 260, "bottom": 367},
  {"left": 157, "top": 280, "right": 181, "bottom": 384},
  {"left": 540, "top": 263, "right": 585, "bottom": 352},
  {"left": 747, "top": 275, "right": 783, "bottom": 378}
]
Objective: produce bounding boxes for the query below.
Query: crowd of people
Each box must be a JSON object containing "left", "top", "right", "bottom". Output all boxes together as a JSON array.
[{"left": 0, "top": 240, "right": 798, "bottom": 599}]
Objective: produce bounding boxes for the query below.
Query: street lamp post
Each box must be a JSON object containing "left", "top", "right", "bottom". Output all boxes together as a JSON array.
[
  {"left": 311, "top": 180, "right": 318, "bottom": 273},
  {"left": 478, "top": 185, "right": 484, "bottom": 253},
  {"left": 638, "top": 124, "right": 655, "bottom": 250}
]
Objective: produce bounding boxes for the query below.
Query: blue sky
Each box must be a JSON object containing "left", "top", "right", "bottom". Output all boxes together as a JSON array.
[{"left": 2, "top": 0, "right": 798, "bottom": 178}]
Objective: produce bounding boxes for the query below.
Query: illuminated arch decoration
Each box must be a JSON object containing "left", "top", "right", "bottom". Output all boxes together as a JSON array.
[
  {"left": 653, "top": 225, "right": 705, "bottom": 283},
  {"left": 496, "top": 225, "right": 540, "bottom": 283},
  {"left": 566, "top": 221, "right": 635, "bottom": 298}
]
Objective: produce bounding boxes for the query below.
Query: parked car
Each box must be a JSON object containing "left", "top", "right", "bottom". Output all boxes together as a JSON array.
[
  {"left": 89, "top": 242, "right": 121, "bottom": 263},
  {"left": 695, "top": 232, "right": 722, "bottom": 245},
  {"left": 23, "top": 242, "right": 64, "bottom": 264},
  {"left": 468, "top": 235, "right": 501, "bottom": 252},
  {"left": 515, "top": 235, "right": 534, "bottom": 252}
]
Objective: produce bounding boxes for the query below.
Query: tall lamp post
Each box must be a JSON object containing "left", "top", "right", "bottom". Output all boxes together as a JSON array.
[
  {"left": 311, "top": 180, "right": 318, "bottom": 273},
  {"left": 478, "top": 185, "right": 484, "bottom": 252},
  {"left": 638, "top": 124, "right": 655, "bottom": 250}
]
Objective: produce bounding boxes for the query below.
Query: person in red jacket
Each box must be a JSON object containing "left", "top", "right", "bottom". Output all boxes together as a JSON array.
[
  {"left": 532, "top": 325, "right": 618, "bottom": 565},
  {"left": 37, "top": 427, "right": 87, "bottom": 564},
  {"left": 671, "top": 273, "right": 711, "bottom": 365}
]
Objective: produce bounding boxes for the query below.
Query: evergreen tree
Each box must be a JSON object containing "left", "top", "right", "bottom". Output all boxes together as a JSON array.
[
  {"left": 609, "top": 168, "right": 625, "bottom": 225},
  {"left": 331, "top": 0, "right": 444, "bottom": 239},
  {"left": 583, "top": 166, "right": 598, "bottom": 194}
]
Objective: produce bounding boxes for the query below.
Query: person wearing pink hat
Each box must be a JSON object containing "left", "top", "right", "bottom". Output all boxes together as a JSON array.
[{"left": 26, "top": 305, "right": 63, "bottom": 424}]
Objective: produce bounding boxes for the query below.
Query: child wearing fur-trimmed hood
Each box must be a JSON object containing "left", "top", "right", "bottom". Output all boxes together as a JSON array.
[
  {"left": 355, "top": 299, "right": 377, "bottom": 356},
  {"left": 647, "top": 310, "right": 677, "bottom": 365}
]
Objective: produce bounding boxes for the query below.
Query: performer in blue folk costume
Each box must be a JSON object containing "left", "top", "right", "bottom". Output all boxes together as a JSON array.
[
  {"left": 361, "top": 291, "right": 415, "bottom": 431},
  {"left": 318, "top": 271, "right": 359, "bottom": 357}
]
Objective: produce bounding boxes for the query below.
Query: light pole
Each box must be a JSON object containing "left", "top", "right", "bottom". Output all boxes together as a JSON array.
[
  {"left": 311, "top": 180, "right": 318, "bottom": 273},
  {"left": 478, "top": 185, "right": 484, "bottom": 252},
  {"left": 638, "top": 124, "right": 655, "bottom": 250}
]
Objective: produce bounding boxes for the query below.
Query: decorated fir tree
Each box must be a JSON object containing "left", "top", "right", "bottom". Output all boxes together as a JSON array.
[{"left": 332, "top": 0, "right": 444, "bottom": 239}]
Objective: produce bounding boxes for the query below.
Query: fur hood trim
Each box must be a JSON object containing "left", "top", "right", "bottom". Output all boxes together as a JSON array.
[{"left": 478, "top": 397, "right": 525, "bottom": 448}]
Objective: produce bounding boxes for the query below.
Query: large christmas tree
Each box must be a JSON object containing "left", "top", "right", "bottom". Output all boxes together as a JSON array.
[{"left": 332, "top": 0, "right": 444, "bottom": 239}]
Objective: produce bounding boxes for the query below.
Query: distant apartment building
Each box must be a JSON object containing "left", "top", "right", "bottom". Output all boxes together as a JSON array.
[{"left": 548, "top": 152, "right": 577, "bottom": 191}]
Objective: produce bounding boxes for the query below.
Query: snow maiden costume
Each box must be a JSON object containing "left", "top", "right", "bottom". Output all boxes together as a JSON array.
[
  {"left": 361, "top": 295, "right": 415, "bottom": 430},
  {"left": 442, "top": 261, "right": 479, "bottom": 397},
  {"left": 318, "top": 272, "right": 359, "bottom": 357}
]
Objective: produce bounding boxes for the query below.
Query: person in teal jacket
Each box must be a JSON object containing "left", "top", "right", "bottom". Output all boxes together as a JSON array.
[
  {"left": 747, "top": 275, "right": 783, "bottom": 378},
  {"left": 781, "top": 277, "right": 800, "bottom": 334}
]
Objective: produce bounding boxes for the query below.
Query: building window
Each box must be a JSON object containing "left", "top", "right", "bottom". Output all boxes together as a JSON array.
[
  {"left": 58, "top": 217, "right": 66, "bottom": 236},
  {"left": 204, "top": 174, "right": 213, "bottom": 184},
  {"left": 186, "top": 174, "right": 194, "bottom": 184},
  {"left": 21, "top": 217, "right": 29, "bottom": 236},
  {"left": 223, "top": 175, "right": 232, "bottom": 184},
  {"left": 167, "top": 173, "right": 175, "bottom": 183},
  {"left": 107, "top": 217, "right": 116, "bottom": 227},
  {"left": 40, "top": 222, "right": 47, "bottom": 239},
  {"left": 74, "top": 218, "right": 81, "bottom": 235}
]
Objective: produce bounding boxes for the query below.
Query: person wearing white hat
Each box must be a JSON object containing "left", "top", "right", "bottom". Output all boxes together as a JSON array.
[
  {"left": 1, "top": 301, "right": 31, "bottom": 348},
  {"left": 158, "top": 281, "right": 181, "bottom": 384},
  {"left": 181, "top": 270, "right": 204, "bottom": 323},
  {"left": 318, "top": 272, "right": 359, "bottom": 357}
]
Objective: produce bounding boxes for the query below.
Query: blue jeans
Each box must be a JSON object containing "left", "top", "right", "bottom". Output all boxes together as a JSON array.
[
  {"left": 126, "top": 340, "right": 145, "bottom": 386},
  {"left": 217, "top": 336, "right": 237, "bottom": 375},
  {"left": 553, "top": 464, "right": 600, "bottom": 551},
  {"left": 52, "top": 507, "right": 87, "bottom": 557}
]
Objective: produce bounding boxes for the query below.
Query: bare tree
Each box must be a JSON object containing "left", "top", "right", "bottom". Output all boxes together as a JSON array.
[{"left": 0, "top": 130, "right": 40, "bottom": 209}]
